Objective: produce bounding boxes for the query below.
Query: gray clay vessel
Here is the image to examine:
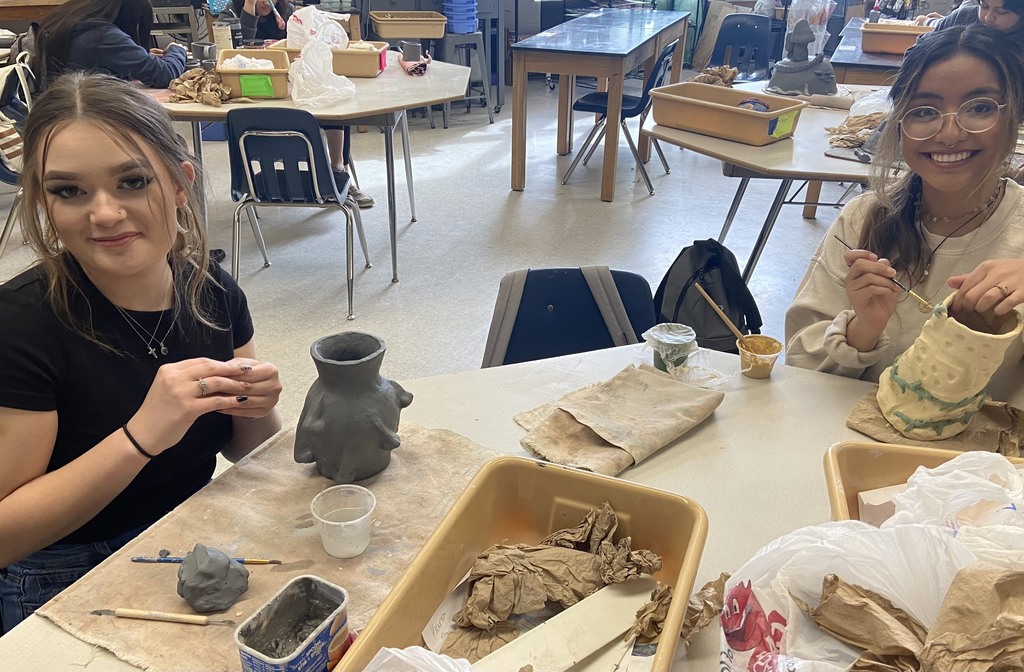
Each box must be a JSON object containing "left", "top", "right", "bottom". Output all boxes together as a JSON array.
[{"left": 294, "top": 332, "right": 413, "bottom": 484}]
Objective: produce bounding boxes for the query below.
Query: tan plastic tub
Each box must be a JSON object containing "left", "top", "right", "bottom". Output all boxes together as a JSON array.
[
  {"left": 369, "top": 10, "right": 447, "bottom": 39},
  {"left": 216, "top": 48, "right": 291, "bottom": 99},
  {"left": 824, "top": 441, "right": 1024, "bottom": 521},
  {"left": 860, "top": 22, "right": 933, "bottom": 54},
  {"left": 651, "top": 81, "right": 808, "bottom": 146},
  {"left": 338, "top": 456, "right": 709, "bottom": 672},
  {"left": 266, "top": 40, "right": 389, "bottom": 78}
]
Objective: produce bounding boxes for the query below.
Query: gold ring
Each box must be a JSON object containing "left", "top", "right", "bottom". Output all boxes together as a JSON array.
[
  {"left": 1000, "top": 285, "right": 1013, "bottom": 298},
  {"left": 198, "top": 378, "right": 208, "bottom": 397}
]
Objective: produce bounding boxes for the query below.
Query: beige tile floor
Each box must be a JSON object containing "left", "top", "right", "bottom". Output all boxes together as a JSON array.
[{"left": 0, "top": 76, "right": 850, "bottom": 429}]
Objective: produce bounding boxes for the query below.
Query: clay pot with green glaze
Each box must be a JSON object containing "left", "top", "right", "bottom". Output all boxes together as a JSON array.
[{"left": 294, "top": 332, "right": 413, "bottom": 483}]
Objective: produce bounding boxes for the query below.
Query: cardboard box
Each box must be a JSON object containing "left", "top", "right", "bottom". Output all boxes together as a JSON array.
[
  {"left": 824, "top": 441, "right": 1024, "bottom": 521},
  {"left": 331, "top": 13, "right": 361, "bottom": 41},
  {"left": 369, "top": 10, "right": 447, "bottom": 39},
  {"left": 266, "top": 40, "right": 389, "bottom": 78},
  {"left": 860, "top": 22, "right": 933, "bottom": 54},
  {"left": 216, "top": 48, "right": 290, "bottom": 99},
  {"left": 338, "top": 456, "right": 708, "bottom": 672},
  {"left": 651, "top": 82, "right": 808, "bottom": 146}
]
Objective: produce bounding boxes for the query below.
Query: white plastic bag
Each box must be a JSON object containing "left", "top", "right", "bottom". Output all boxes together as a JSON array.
[
  {"left": 287, "top": 5, "right": 349, "bottom": 49},
  {"left": 361, "top": 646, "right": 473, "bottom": 672},
  {"left": 288, "top": 40, "right": 356, "bottom": 108},
  {"left": 848, "top": 88, "right": 892, "bottom": 117},
  {"left": 719, "top": 521, "right": 976, "bottom": 672}
]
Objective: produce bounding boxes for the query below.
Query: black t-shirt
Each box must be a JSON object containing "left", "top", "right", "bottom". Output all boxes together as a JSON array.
[{"left": 0, "top": 259, "right": 254, "bottom": 544}]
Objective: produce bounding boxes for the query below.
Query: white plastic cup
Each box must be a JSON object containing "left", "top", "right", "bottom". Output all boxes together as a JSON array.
[{"left": 310, "top": 485, "right": 376, "bottom": 558}]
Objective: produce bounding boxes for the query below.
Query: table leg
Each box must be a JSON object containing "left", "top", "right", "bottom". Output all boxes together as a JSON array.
[
  {"left": 741, "top": 179, "right": 792, "bottom": 283},
  {"left": 802, "top": 180, "right": 822, "bottom": 219},
  {"left": 557, "top": 75, "right": 575, "bottom": 155},
  {"left": 511, "top": 53, "right": 527, "bottom": 191},
  {"left": 190, "top": 122, "right": 207, "bottom": 220},
  {"left": 400, "top": 111, "right": 416, "bottom": 223},
  {"left": 384, "top": 123, "right": 398, "bottom": 283},
  {"left": 718, "top": 177, "right": 750, "bottom": 243},
  {"left": 600, "top": 72, "right": 624, "bottom": 202}
]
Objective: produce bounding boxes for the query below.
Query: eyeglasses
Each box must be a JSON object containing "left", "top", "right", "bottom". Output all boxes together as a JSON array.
[{"left": 899, "top": 97, "right": 1007, "bottom": 141}]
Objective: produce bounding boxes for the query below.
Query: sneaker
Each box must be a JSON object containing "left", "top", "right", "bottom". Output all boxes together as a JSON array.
[{"left": 348, "top": 184, "right": 375, "bottom": 209}]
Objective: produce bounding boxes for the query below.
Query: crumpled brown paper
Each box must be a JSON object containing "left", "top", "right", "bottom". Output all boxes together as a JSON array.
[
  {"left": 691, "top": 65, "right": 738, "bottom": 86},
  {"left": 919, "top": 563, "right": 1024, "bottom": 670},
  {"left": 680, "top": 572, "right": 730, "bottom": 644},
  {"left": 441, "top": 622, "right": 519, "bottom": 660},
  {"left": 542, "top": 500, "right": 619, "bottom": 552},
  {"left": 515, "top": 365, "right": 725, "bottom": 476},
  {"left": 628, "top": 585, "right": 674, "bottom": 640},
  {"left": 847, "top": 387, "right": 1024, "bottom": 455},
  {"left": 168, "top": 68, "right": 240, "bottom": 107},
  {"left": 826, "top": 111, "right": 887, "bottom": 147}
]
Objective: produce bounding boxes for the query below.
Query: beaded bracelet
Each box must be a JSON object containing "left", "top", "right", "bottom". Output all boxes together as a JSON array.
[{"left": 122, "top": 424, "right": 155, "bottom": 460}]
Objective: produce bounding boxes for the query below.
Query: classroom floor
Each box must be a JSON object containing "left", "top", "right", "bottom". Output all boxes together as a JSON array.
[{"left": 0, "top": 75, "right": 852, "bottom": 430}]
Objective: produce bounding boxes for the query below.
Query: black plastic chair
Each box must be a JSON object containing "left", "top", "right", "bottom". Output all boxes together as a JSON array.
[
  {"left": 710, "top": 14, "right": 772, "bottom": 82},
  {"left": 561, "top": 39, "right": 679, "bottom": 195},
  {"left": 225, "top": 107, "right": 369, "bottom": 319},
  {"left": 483, "top": 268, "right": 657, "bottom": 367}
]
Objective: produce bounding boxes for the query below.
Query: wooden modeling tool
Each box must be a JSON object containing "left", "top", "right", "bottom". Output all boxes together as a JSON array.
[
  {"left": 833, "top": 235, "right": 934, "bottom": 312},
  {"left": 91, "top": 608, "right": 236, "bottom": 626},
  {"left": 130, "top": 556, "right": 281, "bottom": 564},
  {"left": 693, "top": 282, "right": 750, "bottom": 347}
]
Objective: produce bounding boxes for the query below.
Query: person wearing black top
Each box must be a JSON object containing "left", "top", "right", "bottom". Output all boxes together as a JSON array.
[{"left": 0, "top": 73, "right": 282, "bottom": 634}]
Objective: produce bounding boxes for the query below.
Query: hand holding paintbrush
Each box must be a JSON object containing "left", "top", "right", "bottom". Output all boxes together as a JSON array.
[{"left": 833, "top": 235, "right": 934, "bottom": 313}]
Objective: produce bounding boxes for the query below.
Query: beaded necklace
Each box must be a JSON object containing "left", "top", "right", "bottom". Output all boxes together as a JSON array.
[{"left": 918, "top": 179, "right": 1005, "bottom": 277}]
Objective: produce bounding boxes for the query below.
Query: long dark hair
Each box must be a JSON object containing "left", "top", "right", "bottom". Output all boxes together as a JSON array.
[
  {"left": 37, "top": 0, "right": 155, "bottom": 84},
  {"left": 18, "top": 72, "right": 216, "bottom": 351},
  {"left": 859, "top": 24, "right": 1024, "bottom": 283}
]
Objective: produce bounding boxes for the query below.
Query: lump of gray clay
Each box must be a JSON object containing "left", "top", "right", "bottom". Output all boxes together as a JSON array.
[{"left": 176, "top": 543, "right": 250, "bottom": 613}]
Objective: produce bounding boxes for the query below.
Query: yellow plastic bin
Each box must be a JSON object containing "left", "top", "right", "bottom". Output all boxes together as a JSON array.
[
  {"left": 860, "top": 22, "right": 933, "bottom": 54},
  {"left": 266, "top": 40, "right": 390, "bottom": 78},
  {"left": 369, "top": 10, "right": 447, "bottom": 39},
  {"left": 823, "top": 441, "right": 1024, "bottom": 521},
  {"left": 338, "top": 456, "right": 709, "bottom": 672},
  {"left": 216, "top": 48, "right": 291, "bottom": 99},
  {"left": 651, "top": 82, "right": 808, "bottom": 146}
]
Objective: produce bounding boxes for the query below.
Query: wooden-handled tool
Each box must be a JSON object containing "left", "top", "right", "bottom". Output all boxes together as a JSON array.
[
  {"left": 693, "top": 282, "right": 749, "bottom": 347},
  {"left": 91, "top": 608, "right": 236, "bottom": 626}
]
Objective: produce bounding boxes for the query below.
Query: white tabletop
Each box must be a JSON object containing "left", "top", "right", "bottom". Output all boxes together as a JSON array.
[
  {"left": 153, "top": 50, "right": 470, "bottom": 123},
  {"left": 0, "top": 345, "right": 881, "bottom": 671}
]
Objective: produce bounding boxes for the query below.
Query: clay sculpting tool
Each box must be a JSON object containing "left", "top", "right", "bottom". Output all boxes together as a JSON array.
[
  {"left": 693, "top": 282, "right": 751, "bottom": 348},
  {"left": 833, "top": 235, "right": 934, "bottom": 312},
  {"left": 131, "top": 556, "right": 281, "bottom": 564},
  {"left": 91, "top": 608, "right": 236, "bottom": 626}
]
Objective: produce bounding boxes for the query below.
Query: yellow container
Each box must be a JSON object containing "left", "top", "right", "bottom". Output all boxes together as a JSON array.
[
  {"left": 860, "top": 22, "right": 933, "bottom": 54},
  {"left": 651, "top": 81, "right": 808, "bottom": 146},
  {"left": 266, "top": 40, "right": 389, "bottom": 78},
  {"left": 338, "top": 456, "right": 708, "bottom": 672},
  {"left": 369, "top": 10, "right": 447, "bottom": 39},
  {"left": 216, "top": 48, "right": 290, "bottom": 99},
  {"left": 823, "top": 441, "right": 1024, "bottom": 521}
]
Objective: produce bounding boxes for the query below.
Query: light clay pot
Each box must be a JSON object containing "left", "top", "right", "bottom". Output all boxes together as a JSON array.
[
  {"left": 877, "top": 293, "right": 1022, "bottom": 440},
  {"left": 294, "top": 332, "right": 413, "bottom": 484}
]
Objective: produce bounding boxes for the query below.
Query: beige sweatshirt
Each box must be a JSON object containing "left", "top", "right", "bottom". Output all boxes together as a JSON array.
[{"left": 785, "top": 180, "right": 1024, "bottom": 401}]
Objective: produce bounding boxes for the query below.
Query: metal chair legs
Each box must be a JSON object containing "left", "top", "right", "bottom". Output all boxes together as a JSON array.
[
  {"left": 621, "top": 120, "right": 654, "bottom": 195},
  {"left": 561, "top": 118, "right": 607, "bottom": 184},
  {"left": 562, "top": 116, "right": 667, "bottom": 194}
]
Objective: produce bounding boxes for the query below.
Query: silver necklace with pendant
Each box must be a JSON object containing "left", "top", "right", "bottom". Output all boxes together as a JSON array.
[{"left": 115, "top": 304, "right": 175, "bottom": 358}]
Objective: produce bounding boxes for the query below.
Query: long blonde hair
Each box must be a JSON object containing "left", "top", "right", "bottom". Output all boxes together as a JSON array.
[
  {"left": 18, "top": 72, "right": 219, "bottom": 350},
  {"left": 859, "top": 24, "right": 1024, "bottom": 284}
]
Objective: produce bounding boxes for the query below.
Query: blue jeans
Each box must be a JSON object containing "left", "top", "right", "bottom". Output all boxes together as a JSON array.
[{"left": 0, "top": 525, "right": 145, "bottom": 635}]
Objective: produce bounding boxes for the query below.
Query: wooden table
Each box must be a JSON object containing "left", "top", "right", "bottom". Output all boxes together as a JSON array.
[
  {"left": 0, "top": 0, "right": 65, "bottom": 22},
  {"left": 644, "top": 99, "right": 874, "bottom": 282},
  {"left": 830, "top": 17, "right": 905, "bottom": 85},
  {"left": 155, "top": 51, "right": 469, "bottom": 284},
  {"left": 510, "top": 8, "right": 690, "bottom": 202}
]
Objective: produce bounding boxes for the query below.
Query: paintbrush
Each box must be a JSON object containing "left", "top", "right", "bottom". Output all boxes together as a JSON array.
[
  {"left": 91, "top": 608, "right": 236, "bottom": 626},
  {"left": 131, "top": 556, "right": 281, "bottom": 565},
  {"left": 833, "top": 235, "right": 934, "bottom": 312}
]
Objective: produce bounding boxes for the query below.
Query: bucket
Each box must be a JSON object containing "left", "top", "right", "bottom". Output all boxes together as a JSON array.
[{"left": 235, "top": 575, "right": 352, "bottom": 672}]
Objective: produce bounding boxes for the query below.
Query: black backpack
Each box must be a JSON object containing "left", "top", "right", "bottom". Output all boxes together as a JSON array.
[{"left": 654, "top": 239, "right": 763, "bottom": 353}]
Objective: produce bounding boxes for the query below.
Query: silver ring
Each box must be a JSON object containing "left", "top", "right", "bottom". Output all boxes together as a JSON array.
[
  {"left": 1000, "top": 285, "right": 1013, "bottom": 298},
  {"left": 198, "top": 378, "right": 208, "bottom": 397}
]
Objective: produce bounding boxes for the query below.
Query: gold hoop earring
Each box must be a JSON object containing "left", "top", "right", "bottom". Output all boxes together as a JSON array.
[{"left": 177, "top": 203, "right": 196, "bottom": 234}]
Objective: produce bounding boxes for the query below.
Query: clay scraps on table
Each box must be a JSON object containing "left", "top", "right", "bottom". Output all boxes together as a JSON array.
[
  {"left": 440, "top": 502, "right": 665, "bottom": 662},
  {"left": 797, "top": 566, "right": 1024, "bottom": 671},
  {"left": 168, "top": 68, "right": 243, "bottom": 107},
  {"left": 680, "top": 572, "right": 730, "bottom": 644},
  {"left": 826, "top": 111, "right": 887, "bottom": 148},
  {"left": 691, "top": 65, "right": 738, "bottom": 86}
]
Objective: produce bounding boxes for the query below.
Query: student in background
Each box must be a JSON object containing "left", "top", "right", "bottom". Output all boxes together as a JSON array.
[
  {"left": 915, "top": 0, "right": 1024, "bottom": 49},
  {"left": 35, "top": 0, "right": 186, "bottom": 89},
  {"left": 786, "top": 25, "right": 1024, "bottom": 399},
  {"left": 0, "top": 73, "right": 282, "bottom": 633}
]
